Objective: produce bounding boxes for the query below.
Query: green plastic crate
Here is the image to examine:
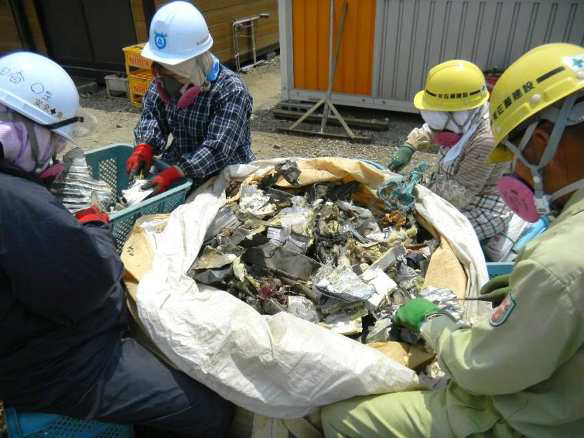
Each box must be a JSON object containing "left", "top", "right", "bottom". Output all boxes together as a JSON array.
[
  {"left": 85, "top": 144, "right": 192, "bottom": 251},
  {"left": 5, "top": 408, "right": 132, "bottom": 438},
  {"left": 486, "top": 262, "right": 513, "bottom": 279}
]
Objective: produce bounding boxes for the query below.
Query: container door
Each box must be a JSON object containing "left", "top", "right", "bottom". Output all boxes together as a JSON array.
[{"left": 292, "top": 0, "right": 376, "bottom": 96}]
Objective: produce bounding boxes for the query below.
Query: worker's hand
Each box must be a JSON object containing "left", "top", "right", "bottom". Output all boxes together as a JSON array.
[
  {"left": 406, "top": 124, "right": 433, "bottom": 149},
  {"left": 142, "top": 166, "right": 183, "bottom": 194},
  {"left": 479, "top": 273, "right": 511, "bottom": 307},
  {"left": 127, "top": 143, "right": 154, "bottom": 177},
  {"left": 75, "top": 206, "right": 109, "bottom": 225},
  {"left": 394, "top": 298, "right": 441, "bottom": 332},
  {"left": 387, "top": 143, "right": 416, "bottom": 172}
]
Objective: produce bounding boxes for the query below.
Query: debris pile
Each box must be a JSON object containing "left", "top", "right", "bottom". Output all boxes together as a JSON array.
[{"left": 189, "top": 160, "right": 461, "bottom": 343}]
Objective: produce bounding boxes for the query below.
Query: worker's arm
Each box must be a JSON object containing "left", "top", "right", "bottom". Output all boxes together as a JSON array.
[
  {"left": 176, "top": 87, "right": 254, "bottom": 180},
  {"left": 388, "top": 124, "right": 432, "bottom": 172},
  {"left": 0, "top": 193, "right": 124, "bottom": 326},
  {"left": 420, "top": 257, "right": 582, "bottom": 395},
  {"left": 133, "top": 82, "right": 170, "bottom": 154}
]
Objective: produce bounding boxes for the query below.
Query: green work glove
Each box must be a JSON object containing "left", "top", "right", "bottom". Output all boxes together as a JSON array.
[
  {"left": 480, "top": 273, "right": 511, "bottom": 307},
  {"left": 387, "top": 143, "right": 415, "bottom": 172},
  {"left": 394, "top": 297, "right": 441, "bottom": 332}
]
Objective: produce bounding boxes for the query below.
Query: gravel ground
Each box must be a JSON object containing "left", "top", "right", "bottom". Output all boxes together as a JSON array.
[{"left": 77, "top": 56, "right": 438, "bottom": 172}]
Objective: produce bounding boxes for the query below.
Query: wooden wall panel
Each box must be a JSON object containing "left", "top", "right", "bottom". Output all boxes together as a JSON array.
[
  {"left": 0, "top": 0, "right": 23, "bottom": 53},
  {"left": 23, "top": 0, "right": 47, "bottom": 53},
  {"left": 131, "top": 0, "right": 149, "bottom": 42},
  {"left": 151, "top": 0, "right": 279, "bottom": 63},
  {"left": 292, "top": 0, "right": 376, "bottom": 95}
]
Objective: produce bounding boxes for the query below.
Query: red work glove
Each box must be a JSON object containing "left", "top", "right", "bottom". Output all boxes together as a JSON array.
[
  {"left": 141, "top": 166, "right": 183, "bottom": 194},
  {"left": 127, "top": 143, "right": 154, "bottom": 176},
  {"left": 75, "top": 206, "right": 109, "bottom": 225}
]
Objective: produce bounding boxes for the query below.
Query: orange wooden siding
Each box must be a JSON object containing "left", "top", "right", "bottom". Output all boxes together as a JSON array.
[{"left": 292, "top": 0, "right": 376, "bottom": 95}]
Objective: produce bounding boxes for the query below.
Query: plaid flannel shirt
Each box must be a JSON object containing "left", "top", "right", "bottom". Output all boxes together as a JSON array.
[
  {"left": 428, "top": 115, "right": 512, "bottom": 241},
  {"left": 134, "top": 65, "right": 255, "bottom": 183}
]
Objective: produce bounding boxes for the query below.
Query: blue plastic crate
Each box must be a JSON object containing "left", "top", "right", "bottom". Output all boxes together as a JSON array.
[
  {"left": 5, "top": 408, "right": 132, "bottom": 438},
  {"left": 486, "top": 262, "right": 513, "bottom": 279},
  {"left": 84, "top": 144, "right": 192, "bottom": 251}
]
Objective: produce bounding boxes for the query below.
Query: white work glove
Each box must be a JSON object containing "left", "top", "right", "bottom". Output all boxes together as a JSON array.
[{"left": 406, "top": 124, "right": 433, "bottom": 149}]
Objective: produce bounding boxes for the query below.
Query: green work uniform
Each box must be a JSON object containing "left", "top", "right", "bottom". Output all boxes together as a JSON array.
[{"left": 322, "top": 187, "right": 584, "bottom": 438}]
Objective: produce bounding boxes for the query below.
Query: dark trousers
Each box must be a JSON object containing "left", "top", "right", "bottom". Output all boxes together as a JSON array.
[{"left": 53, "top": 338, "right": 234, "bottom": 437}]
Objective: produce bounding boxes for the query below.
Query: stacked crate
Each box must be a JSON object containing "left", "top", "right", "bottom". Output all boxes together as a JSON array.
[{"left": 122, "top": 43, "right": 153, "bottom": 108}]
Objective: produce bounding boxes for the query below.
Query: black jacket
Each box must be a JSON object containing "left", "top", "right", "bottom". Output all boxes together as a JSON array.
[{"left": 0, "top": 163, "right": 127, "bottom": 410}]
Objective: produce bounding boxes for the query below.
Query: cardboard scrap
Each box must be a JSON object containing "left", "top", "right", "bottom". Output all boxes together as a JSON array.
[{"left": 368, "top": 341, "right": 435, "bottom": 370}]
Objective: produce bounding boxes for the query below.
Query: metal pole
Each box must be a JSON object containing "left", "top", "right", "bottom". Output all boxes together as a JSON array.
[
  {"left": 324, "top": 1, "right": 356, "bottom": 138},
  {"left": 319, "top": 0, "right": 335, "bottom": 133},
  {"left": 251, "top": 21, "right": 258, "bottom": 65},
  {"left": 287, "top": 0, "right": 358, "bottom": 140}
]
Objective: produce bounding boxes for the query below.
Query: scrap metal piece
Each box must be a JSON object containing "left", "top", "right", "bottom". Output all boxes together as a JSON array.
[
  {"left": 320, "top": 306, "right": 368, "bottom": 336},
  {"left": 193, "top": 265, "right": 233, "bottom": 285},
  {"left": 192, "top": 247, "right": 238, "bottom": 270},
  {"left": 366, "top": 244, "right": 406, "bottom": 273},
  {"left": 419, "top": 287, "right": 465, "bottom": 323},
  {"left": 275, "top": 160, "right": 301, "bottom": 185},
  {"left": 242, "top": 242, "right": 321, "bottom": 281},
  {"left": 306, "top": 183, "right": 330, "bottom": 203},
  {"left": 51, "top": 147, "right": 115, "bottom": 213},
  {"left": 315, "top": 265, "right": 376, "bottom": 303},
  {"left": 265, "top": 187, "right": 295, "bottom": 206},
  {"left": 326, "top": 181, "right": 360, "bottom": 201},
  {"left": 204, "top": 206, "right": 241, "bottom": 242},
  {"left": 122, "top": 179, "right": 153, "bottom": 206},
  {"left": 360, "top": 268, "right": 397, "bottom": 311},
  {"left": 365, "top": 318, "right": 393, "bottom": 343},
  {"left": 239, "top": 185, "right": 276, "bottom": 217},
  {"left": 287, "top": 296, "right": 320, "bottom": 323},
  {"left": 280, "top": 277, "right": 320, "bottom": 304}
]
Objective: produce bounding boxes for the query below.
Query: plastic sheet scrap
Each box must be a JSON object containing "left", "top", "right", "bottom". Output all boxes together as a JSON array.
[
  {"left": 122, "top": 179, "right": 154, "bottom": 206},
  {"left": 188, "top": 161, "right": 443, "bottom": 339},
  {"left": 378, "top": 162, "right": 430, "bottom": 212}
]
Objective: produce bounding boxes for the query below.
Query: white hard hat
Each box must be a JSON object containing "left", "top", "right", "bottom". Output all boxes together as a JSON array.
[
  {"left": 141, "top": 1, "right": 213, "bottom": 66},
  {"left": 0, "top": 52, "right": 81, "bottom": 142}
]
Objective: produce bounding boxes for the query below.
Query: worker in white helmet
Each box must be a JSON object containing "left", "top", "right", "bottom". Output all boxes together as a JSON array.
[
  {"left": 0, "top": 52, "right": 233, "bottom": 437},
  {"left": 129, "top": 1, "right": 255, "bottom": 194}
]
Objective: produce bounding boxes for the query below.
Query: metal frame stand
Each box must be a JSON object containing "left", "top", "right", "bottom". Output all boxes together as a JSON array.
[
  {"left": 233, "top": 13, "right": 271, "bottom": 72},
  {"left": 281, "top": 0, "right": 370, "bottom": 143}
]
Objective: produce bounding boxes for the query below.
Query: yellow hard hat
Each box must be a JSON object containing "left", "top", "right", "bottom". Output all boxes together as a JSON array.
[
  {"left": 414, "top": 60, "right": 489, "bottom": 112},
  {"left": 489, "top": 43, "right": 584, "bottom": 163}
]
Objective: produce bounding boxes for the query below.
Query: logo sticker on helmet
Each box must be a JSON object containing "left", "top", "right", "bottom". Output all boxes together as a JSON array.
[
  {"left": 154, "top": 32, "right": 168, "bottom": 50},
  {"left": 564, "top": 55, "right": 584, "bottom": 71},
  {"left": 31, "top": 82, "right": 45, "bottom": 94},
  {"left": 9, "top": 71, "right": 24, "bottom": 84}
]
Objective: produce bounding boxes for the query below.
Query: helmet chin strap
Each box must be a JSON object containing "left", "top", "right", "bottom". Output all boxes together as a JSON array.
[{"left": 504, "top": 93, "right": 580, "bottom": 216}]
